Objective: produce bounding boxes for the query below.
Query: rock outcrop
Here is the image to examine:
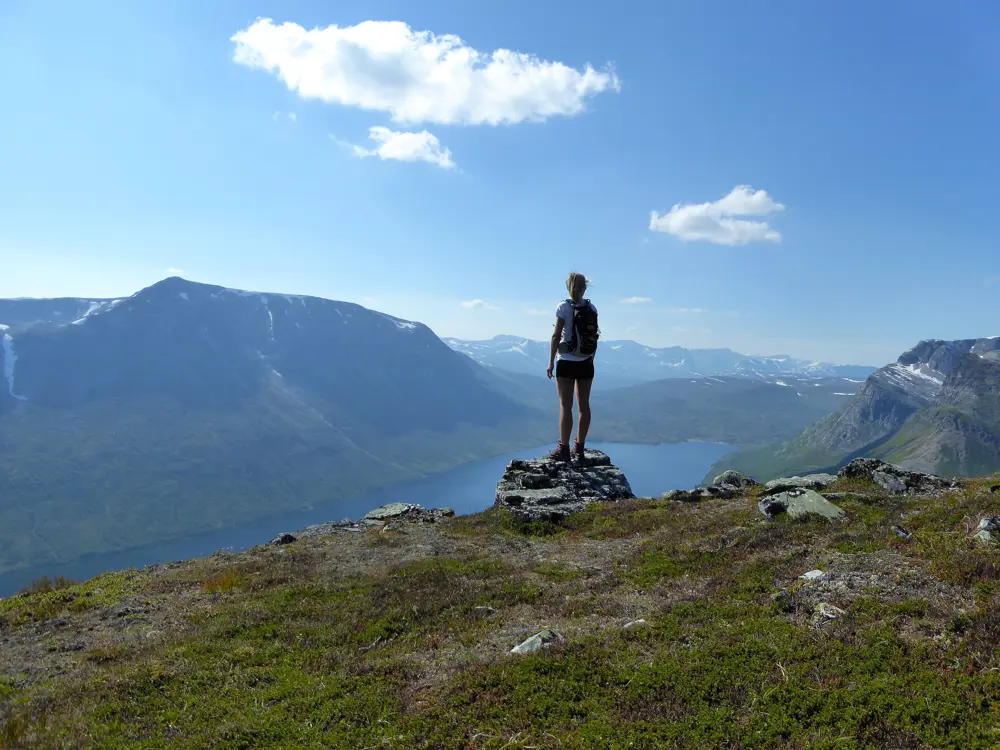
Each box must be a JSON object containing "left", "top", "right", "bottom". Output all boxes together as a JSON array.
[
  {"left": 762, "top": 473, "right": 837, "bottom": 495},
  {"left": 494, "top": 450, "right": 634, "bottom": 521},
  {"left": 758, "top": 488, "right": 845, "bottom": 521},
  {"left": 975, "top": 517, "right": 1000, "bottom": 543},
  {"left": 838, "top": 458, "right": 957, "bottom": 495},
  {"left": 510, "top": 628, "right": 564, "bottom": 655},
  {"left": 284, "top": 503, "right": 456, "bottom": 542},
  {"left": 663, "top": 470, "right": 760, "bottom": 502}
]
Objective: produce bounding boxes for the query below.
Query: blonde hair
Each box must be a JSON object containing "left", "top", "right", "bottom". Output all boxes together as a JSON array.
[{"left": 566, "top": 272, "right": 588, "bottom": 303}]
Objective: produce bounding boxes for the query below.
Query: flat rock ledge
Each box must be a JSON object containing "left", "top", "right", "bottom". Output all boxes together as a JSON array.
[
  {"left": 761, "top": 473, "right": 837, "bottom": 496},
  {"left": 663, "top": 470, "right": 761, "bottom": 502},
  {"left": 271, "top": 503, "right": 455, "bottom": 544},
  {"left": 495, "top": 450, "right": 635, "bottom": 522},
  {"left": 671, "top": 458, "right": 957, "bottom": 507}
]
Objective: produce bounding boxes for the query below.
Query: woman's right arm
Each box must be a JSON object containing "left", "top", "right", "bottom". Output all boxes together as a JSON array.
[{"left": 547, "top": 316, "right": 564, "bottom": 380}]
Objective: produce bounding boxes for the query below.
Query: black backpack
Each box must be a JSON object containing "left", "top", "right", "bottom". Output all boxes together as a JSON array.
[{"left": 565, "top": 299, "right": 600, "bottom": 357}]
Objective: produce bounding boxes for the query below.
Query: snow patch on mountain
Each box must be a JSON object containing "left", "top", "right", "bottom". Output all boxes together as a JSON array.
[
  {"left": 376, "top": 312, "right": 418, "bottom": 332},
  {"left": 69, "top": 299, "right": 123, "bottom": 326},
  {"left": 2, "top": 330, "right": 27, "bottom": 401}
]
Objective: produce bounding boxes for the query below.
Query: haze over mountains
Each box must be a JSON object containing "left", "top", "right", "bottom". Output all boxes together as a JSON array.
[
  {"left": 446, "top": 335, "right": 876, "bottom": 388},
  {"left": 714, "top": 337, "right": 1000, "bottom": 480},
  {"left": 0, "top": 277, "right": 865, "bottom": 574}
]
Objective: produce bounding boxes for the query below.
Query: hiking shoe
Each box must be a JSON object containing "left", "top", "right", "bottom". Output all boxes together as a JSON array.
[
  {"left": 547, "top": 443, "right": 570, "bottom": 462},
  {"left": 573, "top": 442, "right": 586, "bottom": 461}
]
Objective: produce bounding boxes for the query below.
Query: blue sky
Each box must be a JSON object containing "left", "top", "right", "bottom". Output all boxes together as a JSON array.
[{"left": 2, "top": 0, "right": 999, "bottom": 365}]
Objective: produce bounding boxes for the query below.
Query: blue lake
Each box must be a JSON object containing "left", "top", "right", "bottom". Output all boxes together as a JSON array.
[{"left": 0, "top": 441, "right": 733, "bottom": 598}]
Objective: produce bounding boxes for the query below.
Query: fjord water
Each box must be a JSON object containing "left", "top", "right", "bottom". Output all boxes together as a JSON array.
[{"left": 0, "top": 441, "right": 733, "bottom": 598}]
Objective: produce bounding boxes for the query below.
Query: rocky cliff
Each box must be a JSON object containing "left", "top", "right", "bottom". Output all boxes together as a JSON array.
[{"left": 713, "top": 337, "right": 1000, "bottom": 480}]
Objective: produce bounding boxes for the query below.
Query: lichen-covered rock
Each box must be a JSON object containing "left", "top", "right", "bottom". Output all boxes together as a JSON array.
[
  {"left": 712, "top": 470, "right": 761, "bottom": 490},
  {"left": 363, "top": 503, "right": 455, "bottom": 523},
  {"left": 663, "top": 487, "right": 725, "bottom": 502},
  {"left": 510, "top": 628, "right": 563, "bottom": 655},
  {"left": 495, "top": 450, "right": 634, "bottom": 521},
  {"left": 664, "top": 472, "right": 758, "bottom": 503},
  {"left": 838, "top": 458, "right": 957, "bottom": 496},
  {"left": 758, "top": 488, "right": 845, "bottom": 520},
  {"left": 891, "top": 525, "right": 913, "bottom": 541},
  {"left": 975, "top": 517, "right": 1000, "bottom": 543},
  {"left": 762, "top": 473, "right": 837, "bottom": 495},
  {"left": 811, "top": 602, "right": 847, "bottom": 627},
  {"left": 294, "top": 504, "right": 455, "bottom": 539}
]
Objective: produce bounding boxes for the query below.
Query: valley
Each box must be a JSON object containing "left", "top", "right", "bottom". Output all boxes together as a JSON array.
[{"left": 0, "top": 277, "right": 863, "bottom": 576}]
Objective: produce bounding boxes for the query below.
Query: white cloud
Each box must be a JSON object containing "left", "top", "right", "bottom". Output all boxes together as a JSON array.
[
  {"left": 461, "top": 299, "right": 499, "bottom": 310},
  {"left": 166, "top": 267, "right": 185, "bottom": 276},
  {"left": 620, "top": 296, "right": 653, "bottom": 304},
  {"left": 667, "top": 307, "right": 708, "bottom": 314},
  {"left": 232, "top": 19, "right": 620, "bottom": 126},
  {"left": 649, "top": 185, "right": 785, "bottom": 246},
  {"left": 344, "top": 127, "right": 456, "bottom": 169},
  {"left": 522, "top": 307, "right": 551, "bottom": 316}
]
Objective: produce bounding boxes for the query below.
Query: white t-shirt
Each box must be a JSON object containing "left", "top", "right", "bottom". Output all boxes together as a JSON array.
[{"left": 556, "top": 299, "right": 598, "bottom": 362}]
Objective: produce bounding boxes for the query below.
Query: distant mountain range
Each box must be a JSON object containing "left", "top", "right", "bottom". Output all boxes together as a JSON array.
[
  {"left": 445, "top": 335, "right": 876, "bottom": 388},
  {"left": 0, "top": 278, "right": 864, "bottom": 574},
  {"left": 711, "top": 337, "right": 1000, "bottom": 480},
  {"left": 0, "top": 278, "right": 553, "bottom": 574}
]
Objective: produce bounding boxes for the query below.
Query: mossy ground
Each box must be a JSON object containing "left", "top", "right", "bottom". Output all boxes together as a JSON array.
[{"left": 3, "top": 476, "right": 1000, "bottom": 748}]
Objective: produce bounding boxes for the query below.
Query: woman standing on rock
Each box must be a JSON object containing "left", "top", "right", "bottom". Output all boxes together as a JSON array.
[{"left": 546, "top": 272, "right": 600, "bottom": 461}]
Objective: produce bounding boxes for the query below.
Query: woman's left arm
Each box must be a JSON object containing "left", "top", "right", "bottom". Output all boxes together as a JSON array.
[{"left": 547, "top": 317, "right": 564, "bottom": 379}]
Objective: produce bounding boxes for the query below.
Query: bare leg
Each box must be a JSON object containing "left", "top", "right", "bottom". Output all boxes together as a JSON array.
[
  {"left": 556, "top": 377, "right": 575, "bottom": 447},
  {"left": 575, "top": 377, "right": 593, "bottom": 445}
]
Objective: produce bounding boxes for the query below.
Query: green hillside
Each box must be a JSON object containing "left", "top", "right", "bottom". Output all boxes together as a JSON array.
[{"left": 4, "top": 475, "right": 1000, "bottom": 747}]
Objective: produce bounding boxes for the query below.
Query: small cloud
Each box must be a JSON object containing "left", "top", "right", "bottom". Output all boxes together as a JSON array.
[
  {"left": 650, "top": 185, "right": 785, "bottom": 246},
  {"left": 272, "top": 110, "right": 280, "bottom": 121},
  {"left": 620, "top": 296, "right": 653, "bottom": 304},
  {"left": 166, "top": 267, "right": 185, "bottom": 276},
  {"left": 287, "top": 112, "right": 297, "bottom": 122},
  {"left": 522, "top": 307, "right": 550, "bottom": 316},
  {"left": 336, "top": 127, "right": 456, "bottom": 169},
  {"left": 461, "top": 299, "right": 499, "bottom": 311},
  {"left": 666, "top": 307, "right": 708, "bottom": 314},
  {"left": 671, "top": 325, "right": 711, "bottom": 334}
]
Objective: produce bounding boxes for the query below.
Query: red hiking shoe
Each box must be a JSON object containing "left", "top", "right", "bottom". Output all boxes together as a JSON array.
[{"left": 547, "top": 443, "right": 570, "bottom": 462}]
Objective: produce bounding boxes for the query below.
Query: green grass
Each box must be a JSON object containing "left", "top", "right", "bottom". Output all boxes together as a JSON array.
[
  {"left": 7, "top": 483, "right": 1000, "bottom": 747},
  {"left": 0, "top": 569, "right": 143, "bottom": 628}
]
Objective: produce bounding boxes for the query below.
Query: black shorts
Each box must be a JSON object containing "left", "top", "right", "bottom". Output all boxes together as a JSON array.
[{"left": 555, "top": 358, "right": 594, "bottom": 380}]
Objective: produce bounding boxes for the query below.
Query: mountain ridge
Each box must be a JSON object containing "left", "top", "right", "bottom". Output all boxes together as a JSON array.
[
  {"left": 446, "top": 334, "right": 875, "bottom": 388},
  {"left": 709, "top": 336, "right": 1000, "bottom": 481}
]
